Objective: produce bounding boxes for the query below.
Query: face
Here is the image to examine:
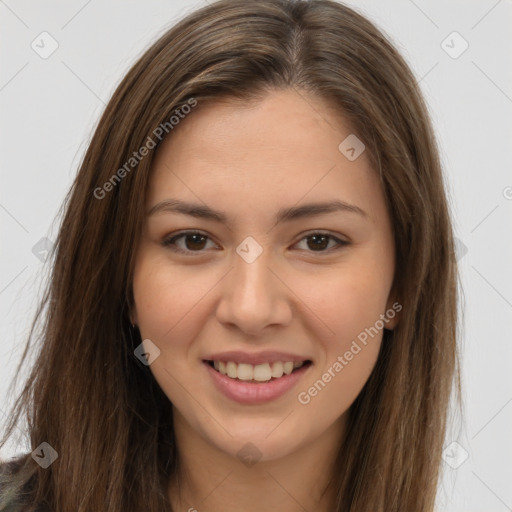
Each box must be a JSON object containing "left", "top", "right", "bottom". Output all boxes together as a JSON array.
[{"left": 131, "top": 88, "right": 398, "bottom": 463}]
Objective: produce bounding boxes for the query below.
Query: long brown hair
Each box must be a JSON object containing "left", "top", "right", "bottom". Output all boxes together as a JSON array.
[{"left": 0, "top": 1, "right": 461, "bottom": 510}]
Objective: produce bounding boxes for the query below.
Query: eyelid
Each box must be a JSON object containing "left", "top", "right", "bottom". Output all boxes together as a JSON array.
[
  {"left": 161, "top": 229, "right": 349, "bottom": 255},
  {"left": 162, "top": 230, "right": 219, "bottom": 255},
  {"left": 295, "top": 229, "right": 350, "bottom": 245}
]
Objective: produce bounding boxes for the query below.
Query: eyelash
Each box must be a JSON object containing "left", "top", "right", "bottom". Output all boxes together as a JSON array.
[{"left": 161, "top": 230, "right": 349, "bottom": 256}]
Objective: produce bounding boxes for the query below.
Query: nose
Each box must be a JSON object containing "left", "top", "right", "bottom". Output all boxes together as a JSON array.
[{"left": 215, "top": 246, "right": 293, "bottom": 336}]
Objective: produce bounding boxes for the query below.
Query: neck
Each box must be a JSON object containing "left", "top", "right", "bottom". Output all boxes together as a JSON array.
[{"left": 168, "top": 409, "right": 346, "bottom": 512}]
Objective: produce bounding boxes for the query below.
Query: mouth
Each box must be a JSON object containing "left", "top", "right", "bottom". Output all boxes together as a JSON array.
[{"left": 203, "top": 359, "right": 313, "bottom": 383}]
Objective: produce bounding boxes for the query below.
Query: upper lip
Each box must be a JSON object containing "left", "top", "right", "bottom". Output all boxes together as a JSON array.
[{"left": 203, "top": 350, "right": 312, "bottom": 366}]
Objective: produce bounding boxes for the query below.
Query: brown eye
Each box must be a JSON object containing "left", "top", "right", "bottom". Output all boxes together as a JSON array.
[
  {"left": 306, "top": 234, "right": 330, "bottom": 251},
  {"left": 295, "top": 232, "right": 348, "bottom": 253},
  {"left": 182, "top": 233, "right": 207, "bottom": 250},
  {"left": 162, "top": 230, "right": 349, "bottom": 256},
  {"left": 162, "top": 231, "right": 217, "bottom": 254}
]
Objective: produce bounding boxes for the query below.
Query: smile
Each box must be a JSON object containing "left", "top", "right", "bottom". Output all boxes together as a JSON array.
[
  {"left": 206, "top": 360, "right": 312, "bottom": 382},
  {"left": 203, "top": 359, "right": 313, "bottom": 405}
]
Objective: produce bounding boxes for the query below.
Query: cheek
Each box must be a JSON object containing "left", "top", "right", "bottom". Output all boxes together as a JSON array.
[
  {"left": 131, "top": 254, "right": 211, "bottom": 349},
  {"left": 295, "top": 265, "right": 388, "bottom": 418},
  {"left": 303, "top": 262, "right": 392, "bottom": 343},
  {"left": 294, "top": 251, "right": 392, "bottom": 403},
  {"left": 131, "top": 255, "right": 215, "bottom": 407}
]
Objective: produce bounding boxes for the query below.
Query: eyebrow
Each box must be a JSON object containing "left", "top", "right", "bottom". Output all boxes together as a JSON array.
[{"left": 147, "top": 198, "right": 368, "bottom": 224}]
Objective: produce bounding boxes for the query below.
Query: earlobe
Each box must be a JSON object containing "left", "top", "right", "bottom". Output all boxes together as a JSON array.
[
  {"left": 385, "top": 314, "right": 399, "bottom": 330},
  {"left": 128, "top": 290, "right": 138, "bottom": 326},
  {"left": 384, "top": 297, "right": 402, "bottom": 330},
  {"left": 129, "top": 308, "right": 138, "bottom": 327}
]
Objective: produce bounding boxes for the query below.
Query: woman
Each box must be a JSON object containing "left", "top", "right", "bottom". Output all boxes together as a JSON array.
[{"left": 0, "top": 0, "right": 461, "bottom": 510}]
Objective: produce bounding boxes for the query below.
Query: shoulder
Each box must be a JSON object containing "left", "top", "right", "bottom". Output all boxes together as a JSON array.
[
  {"left": 0, "top": 456, "right": 24, "bottom": 510},
  {"left": 0, "top": 454, "right": 46, "bottom": 512}
]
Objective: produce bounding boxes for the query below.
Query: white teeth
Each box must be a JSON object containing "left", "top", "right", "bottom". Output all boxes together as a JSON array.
[
  {"left": 226, "top": 361, "right": 237, "bottom": 378},
  {"left": 271, "top": 361, "right": 283, "bottom": 378},
  {"left": 253, "top": 363, "right": 272, "bottom": 381},
  {"left": 283, "top": 362, "right": 294, "bottom": 375},
  {"left": 237, "top": 363, "right": 253, "bottom": 381},
  {"left": 212, "top": 360, "right": 307, "bottom": 382}
]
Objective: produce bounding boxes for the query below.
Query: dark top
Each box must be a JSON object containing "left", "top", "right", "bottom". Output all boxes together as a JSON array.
[{"left": 0, "top": 455, "right": 46, "bottom": 512}]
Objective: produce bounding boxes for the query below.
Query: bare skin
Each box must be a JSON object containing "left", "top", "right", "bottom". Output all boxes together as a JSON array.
[{"left": 131, "top": 88, "right": 398, "bottom": 512}]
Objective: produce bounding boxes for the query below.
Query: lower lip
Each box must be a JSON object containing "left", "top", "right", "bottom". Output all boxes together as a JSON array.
[{"left": 203, "top": 361, "right": 311, "bottom": 405}]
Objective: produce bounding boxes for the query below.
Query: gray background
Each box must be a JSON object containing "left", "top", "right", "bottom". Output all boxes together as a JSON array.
[{"left": 1, "top": 1, "right": 511, "bottom": 511}]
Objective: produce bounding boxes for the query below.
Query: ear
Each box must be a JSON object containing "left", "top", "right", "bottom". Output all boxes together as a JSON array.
[
  {"left": 128, "top": 300, "right": 138, "bottom": 326},
  {"left": 127, "top": 286, "right": 138, "bottom": 326},
  {"left": 384, "top": 286, "right": 402, "bottom": 330},
  {"left": 130, "top": 309, "right": 138, "bottom": 326}
]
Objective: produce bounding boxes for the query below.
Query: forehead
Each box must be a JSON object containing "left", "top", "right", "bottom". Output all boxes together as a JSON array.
[{"left": 147, "top": 89, "right": 382, "bottom": 222}]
